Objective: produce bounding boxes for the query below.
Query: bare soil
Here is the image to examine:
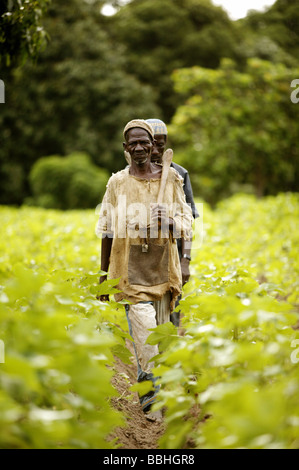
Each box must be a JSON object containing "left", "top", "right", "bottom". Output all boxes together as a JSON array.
[{"left": 109, "top": 356, "right": 165, "bottom": 449}]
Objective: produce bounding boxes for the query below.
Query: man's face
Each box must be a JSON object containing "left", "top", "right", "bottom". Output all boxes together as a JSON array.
[
  {"left": 151, "top": 134, "right": 166, "bottom": 163},
  {"left": 124, "top": 128, "right": 153, "bottom": 165}
]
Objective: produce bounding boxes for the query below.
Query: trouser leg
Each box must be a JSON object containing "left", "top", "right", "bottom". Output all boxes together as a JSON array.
[
  {"left": 170, "top": 294, "right": 181, "bottom": 327},
  {"left": 125, "top": 293, "right": 171, "bottom": 412},
  {"left": 125, "top": 301, "right": 159, "bottom": 411},
  {"left": 126, "top": 302, "right": 159, "bottom": 374},
  {"left": 154, "top": 291, "right": 171, "bottom": 326}
]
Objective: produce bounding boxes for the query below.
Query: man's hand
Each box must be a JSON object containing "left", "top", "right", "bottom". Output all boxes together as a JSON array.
[
  {"left": 98, "top": 236, "right": 113, "bottom": 302},
  {"left": 180, "top": 257, "right": 190, "bottom": 285}
]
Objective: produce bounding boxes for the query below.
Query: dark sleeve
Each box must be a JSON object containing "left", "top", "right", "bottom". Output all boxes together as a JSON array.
[
  {"left": 183, "top": 171, "right": 199, "bottom": 219},
  {"left": 171, "top": 162, "right": 199, "bottom": 220}
]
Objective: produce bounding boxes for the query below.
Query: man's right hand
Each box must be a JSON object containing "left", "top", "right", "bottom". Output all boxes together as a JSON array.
[{"left": 98, "top": 236, "right": 113, "bottom": 302}]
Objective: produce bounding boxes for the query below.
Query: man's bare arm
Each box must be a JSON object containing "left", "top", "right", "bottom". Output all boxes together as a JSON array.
[
  {"left": 181, "top": 236, "right": 192, "bottom": 285},
  {"left": 98, "top": 235, "right": 113, "bottom": 301}
]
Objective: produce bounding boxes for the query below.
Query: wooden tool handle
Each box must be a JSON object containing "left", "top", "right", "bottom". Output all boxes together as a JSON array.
[{"left": 157, "top": 148, "right": 173, "bottom": 203}]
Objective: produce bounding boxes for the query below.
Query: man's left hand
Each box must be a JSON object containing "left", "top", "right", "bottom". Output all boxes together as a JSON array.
[{"left": 181, "top": 257, "right": 190, "bottom": 285}]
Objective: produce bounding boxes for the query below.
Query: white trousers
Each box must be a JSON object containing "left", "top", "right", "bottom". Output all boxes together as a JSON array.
[{"left": 126, "top": 292, "right": 171, "bottom": 374}]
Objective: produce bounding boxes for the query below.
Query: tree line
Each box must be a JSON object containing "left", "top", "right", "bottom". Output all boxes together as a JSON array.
[{"left": 0, "top": 0, "right": 298, "bottom": 207}]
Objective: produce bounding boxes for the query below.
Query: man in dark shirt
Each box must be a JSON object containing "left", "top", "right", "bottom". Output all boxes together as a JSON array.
[{"left": 146, "top": 118, "right": 199, "bottom": 326}]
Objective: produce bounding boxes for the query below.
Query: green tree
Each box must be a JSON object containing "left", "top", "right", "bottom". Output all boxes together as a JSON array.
[
  {"left": 243, "top": 0, "right": 299, "bottom": 62},
  {"left": 0, "top": 0, "right": 159, "bottom": 205},
  {"left": 109, "top": 0, "right": 240, "bottom": 121},
  {"left": 168, "top": 58, "right": 299, "bottom": 203},
  {"left": 0, "top": 0, "right": 50, "bottom": 68}
]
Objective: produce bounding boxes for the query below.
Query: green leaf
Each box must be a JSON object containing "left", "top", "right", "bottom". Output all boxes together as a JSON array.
[
  {"left": 146, "top": 322, "right": 178, "bottom": 351},
  {"left": 89, "top": 278, "right": 121, "bottom": 296},
  {"left": 130, "top": 381, "right": 154, "bottom": 396},
  {"left": 111, "top": 344, "right": 132, "bottom": 365}
]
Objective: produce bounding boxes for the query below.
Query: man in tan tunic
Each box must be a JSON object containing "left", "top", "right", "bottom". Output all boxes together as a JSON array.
[{"left": 96, "top": 119, "right": 193, "bottom": 419}]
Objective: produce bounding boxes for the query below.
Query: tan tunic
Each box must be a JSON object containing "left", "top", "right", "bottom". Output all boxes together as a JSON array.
[{"left": 96, "top": 166, "right": 193, "bottom": 310}]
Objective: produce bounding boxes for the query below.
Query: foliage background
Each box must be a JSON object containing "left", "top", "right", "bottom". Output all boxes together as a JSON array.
[
  {"left": 0, "top": 0, "right": 298, "bottom": 206},
  {"left": 0, "top": 0, "right": 299, "bottom": 450},
  {"left": 0, "top": 194, "right": 298, "bottom": 448}
]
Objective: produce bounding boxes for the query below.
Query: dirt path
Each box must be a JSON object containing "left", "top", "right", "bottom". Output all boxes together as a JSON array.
[{"left": 110, "top": 356, "right": 165, "bottom": 449}]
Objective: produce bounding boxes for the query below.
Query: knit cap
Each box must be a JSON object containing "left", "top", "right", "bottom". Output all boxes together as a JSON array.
[
  {"left": 146, "top": 118, "right": 168, "bottom": 135},
  {"left": 123, "top": 119, "right": 155, "bottom": 140}
]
